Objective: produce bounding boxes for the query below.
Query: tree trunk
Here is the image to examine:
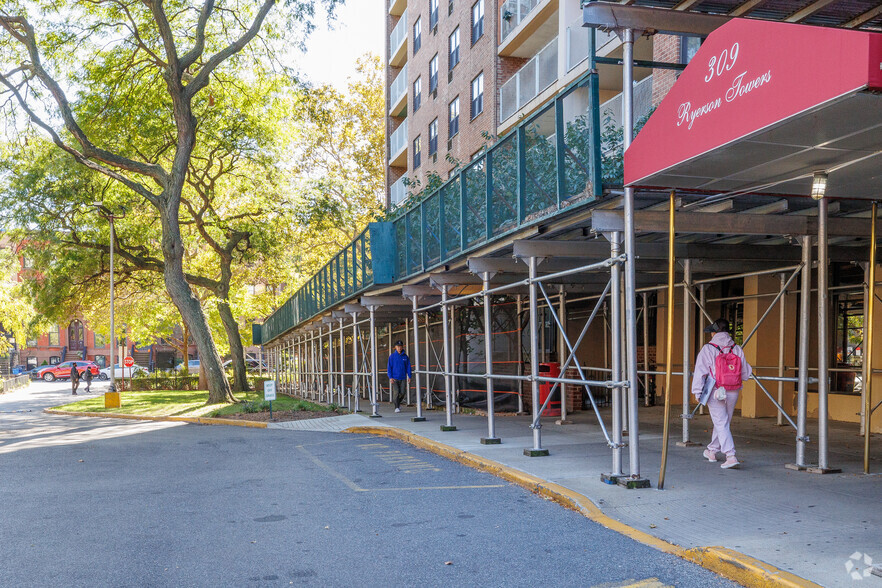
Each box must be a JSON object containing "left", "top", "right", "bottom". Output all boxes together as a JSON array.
[
  {"left": 160, "top": 208, "right": 234, "bottom": 404},
  {"left": 218, "top": 300, "right": 249, "bottom": 392}
]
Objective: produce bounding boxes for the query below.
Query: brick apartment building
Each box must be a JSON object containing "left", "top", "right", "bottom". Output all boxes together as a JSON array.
[{"left": 384, "top": 0, "right": 684, "bottom": 210}]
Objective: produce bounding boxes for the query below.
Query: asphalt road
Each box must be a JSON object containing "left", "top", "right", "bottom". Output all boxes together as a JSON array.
[{"left": 0, "top": 383, "right": 738, "bottom": 587}]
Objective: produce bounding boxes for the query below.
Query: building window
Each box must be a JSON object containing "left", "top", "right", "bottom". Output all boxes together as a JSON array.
[
  {"left": 430, "top": 0, "right": 439, "bottom": 30},
  {"left": 413, "top": 16, "right": 422, "bottom": 54},
  {"left": 470, "top": 72, "right": 484, "bottom": 119},
  {"left": 49, "top": 356, "right": 60, "bottom": 365},
  {"left": 471, "top": 0, "right": 484, "bottom": 44},
  {"left": 26, "top": 356, "right": 37, "bottom": 369},
  {"left": 22, "top": 255, "right": 33, "bottom": 269},
  {"left": 26, "top": 337, "right": 37, "bottom": 348},
  {"left": 449, "top": 27, "right": 460, "bottom": 70},
  {"left": 94, "top": 332, "right": 106, "bottom": 348},
  {"left": 429, "top": 119, "right": 438, "bottom": 156},
  {"left": 429, "top": 54, "right": 438, "bottom": 93},
  {"left": 414, "top": 136, "right": 422, "bottom": 168},
  {"left": 448, "top": 0, "right": 454, "bottom": 15},
  {"left": 681, "top": 36, "right": 703, "bottom": 65},
  {"left": 47, "top": 324, "right": 59, "bottom": 346},
  {"left": 449, "top": 97, "right": 460, "bottom": 138},
  {"left": 413, "top": 77, "right": 422, "bottom": 112},
  {"left": 94, "top": 355, "right": 107, "bottom": 368}
]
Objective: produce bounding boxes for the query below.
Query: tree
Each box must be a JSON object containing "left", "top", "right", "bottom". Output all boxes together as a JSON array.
[
  {"left": 0, "top": 245, "right": 45, "bottom": 357},
  {"left": 0, "top": 1, "right": 340, "bottom": 402},
  {"left": 286, "top": 54, "right": 385, "bottom": 276}
]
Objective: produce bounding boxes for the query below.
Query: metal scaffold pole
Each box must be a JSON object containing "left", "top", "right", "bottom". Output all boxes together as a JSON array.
[
  {"left": 778, "top": 273, "right": 786, "bottom": 426},
  {"left": 865, "top": 202, "right": 877, "bottom": 474},
  {"left": 679, "top": 259, "right": 697, "bottom": 447},
  {"left": 621, "top": 27, "right": 648, "bottom": 487},
  {"left": 482, "top": 272, "right": 500, "bottom": 444},
  {"left": 352, "top": 312, "right": 360, "bottom": 413},
  {"left": 516, "top": 294, "right": 525, "bottom": 414},
  {"left": 605, "top": 231, "right": 624, "bottom": 480},
  {"left": 440, "top": 285, "right": 456, "bottom": 431},
  {"left": 642, "top": 292, "right": 650, "bottom": 407},
  {"left": 411, "top": 297, "right": 426, "bottom": 422},
  {"left": 791, "top": 235, "right": 812, "bottom": 470},
  {"left": 557, "top": 285, "right": 569, "bottom": 424},
  {"left": 814, "top": 194, "right": 839, "bottom": 473},
  {"left": 339, "top": 317, "right": 346, "bottom": 406},
  {"left": 369, "top": 308, "right": 380, "bottom": 418},
  {"left": 525, "top": 256, "right": 548, "bottom": 457}
]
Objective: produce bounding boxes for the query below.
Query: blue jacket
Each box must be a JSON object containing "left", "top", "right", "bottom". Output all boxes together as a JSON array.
[{"left": 387, "top": 350, "right": 412, "bottom": 380}]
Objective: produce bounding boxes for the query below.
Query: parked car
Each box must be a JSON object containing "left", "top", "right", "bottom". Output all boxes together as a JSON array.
[
  {"left": 35, "top": 361, "right": 100, "bottom": 382},
  {"left": 98, "top": 364, "right": 148, "bottom": 381},
  {"left": 222, "top": 358, "right": 267, "bottom": 372},
  {"left": 175, "top": 359, "right": 201, "bottom": 373}
]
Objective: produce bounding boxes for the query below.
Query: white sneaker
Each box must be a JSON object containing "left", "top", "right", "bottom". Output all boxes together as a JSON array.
[
  {"left": 703, "top": 449, "right": 717, "bottom": 462},
  {"left": 721, "top": 456, "right": 740, "bottom": 469},
  {"left": 394, "top": 408, "right": 401, "bottom": 413}
]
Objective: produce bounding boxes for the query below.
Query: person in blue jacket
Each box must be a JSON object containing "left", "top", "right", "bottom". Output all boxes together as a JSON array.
[{"left": 387, "top": 340, "right": 412, "bottom": 413}]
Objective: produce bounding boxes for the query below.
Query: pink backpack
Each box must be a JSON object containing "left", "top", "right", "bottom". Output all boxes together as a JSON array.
[{"left": 709, "top": 343, "right": 743, "bottom": 391}]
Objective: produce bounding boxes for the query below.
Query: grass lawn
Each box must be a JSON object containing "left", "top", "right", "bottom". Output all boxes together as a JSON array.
[{"left": 52, "top": 389, "right": 338, "bottom": 419}]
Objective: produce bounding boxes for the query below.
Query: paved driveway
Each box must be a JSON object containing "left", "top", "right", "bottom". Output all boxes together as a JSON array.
[{"left": 0, "top": 383, "right": 736, "bottom": 587}]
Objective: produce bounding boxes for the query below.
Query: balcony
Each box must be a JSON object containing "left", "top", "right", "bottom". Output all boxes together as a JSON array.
[
  {"left": 390, "top": 176, "right": 408, "bottom": 208},
  {"left": 389, "top": 119, "right": 408, "bottom": 167},
  {"left": 499, "top": 0, "right": 557, "bottom": 58},
  {"left": 390, "top": 9, "right": 408, "bottom": 68},
  {"left": 566, "top": 15, "right": 617, "bottom": 72},
  {"left": 389, "top": 63, "right": 408, "bottom": 116},
  {"left": 389, "top": 0, "right": 406, "bottom": 17},
  {"left": 499, "top": 37, "right": 558, "bottom": 122}
]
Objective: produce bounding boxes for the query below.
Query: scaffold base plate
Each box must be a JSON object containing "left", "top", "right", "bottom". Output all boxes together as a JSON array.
[
  {"left": 523, "top": 448, "right": 550, "bottom": 457},
  {"left": 675, "top": 441, "right": 702, "bottom": 447},
  {"left": 369, "top": 414, "right": 383, "bottom": 419},
  {"left": 440, "top": 425, "right": 457, "bottom": 432},
  {"left": 617, "top": 477, "right": 651, "bottom": 489},
  {"left": 806, "top": 466, "right": 841, "bottom": 474},
  {"left": 555, "top": 419, "right": 573, "bottom": 425},
  {"left": 600, "top": 473, "right": 625, "bottom": 485},
  {"left": 411, "top": 417, "right": 426, "bottom": 422},
  {"left": 480, "top": 437, "right": 501, "bottom": 445}
]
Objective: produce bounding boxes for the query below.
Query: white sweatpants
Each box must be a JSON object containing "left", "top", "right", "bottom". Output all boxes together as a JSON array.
[{"left": 707, "top": 390, "right": 739, "bottom": 457}]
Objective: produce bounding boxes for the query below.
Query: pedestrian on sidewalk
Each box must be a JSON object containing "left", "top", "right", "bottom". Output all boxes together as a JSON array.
[
  {"left": 691, "top": 318, "right": 752, "bottom": 469},
  {"left": 70, "top": 364, "right": 80, "bottom": 396},
  {"left": 83, "top": 365, "right": 93, "bottom": 393},
  {"left": 387, "top": 340, "right": 411, "bottom": 413}
]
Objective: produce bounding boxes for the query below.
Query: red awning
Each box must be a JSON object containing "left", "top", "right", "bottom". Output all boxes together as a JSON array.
[{"left": 624, "top": 19, "right": 882, "bottom": 199}]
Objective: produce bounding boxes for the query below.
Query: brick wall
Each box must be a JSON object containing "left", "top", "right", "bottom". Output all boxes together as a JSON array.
[
  {"left": 382, "top": 0, "right": 500, "bottom": 197},
  {"left": 651, "top": 34, "right": 681, "bottom": 107}
]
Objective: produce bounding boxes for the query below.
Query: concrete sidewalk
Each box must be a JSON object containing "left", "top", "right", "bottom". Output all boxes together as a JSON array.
[{"left": 284, "top": 403, "right": 881, "bottom": 586}]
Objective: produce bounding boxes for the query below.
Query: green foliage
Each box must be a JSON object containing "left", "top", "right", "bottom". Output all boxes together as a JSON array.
[
  {"left": 130, "top": 374, "right": 201, "bottom": 392},
  {"left": 600, "top": 106, "right": 657, "bottom": 187}
]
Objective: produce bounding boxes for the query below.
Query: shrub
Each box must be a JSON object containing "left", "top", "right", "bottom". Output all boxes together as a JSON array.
[{"left": 130, "top": 374, "right": 200, "bottom": 391}]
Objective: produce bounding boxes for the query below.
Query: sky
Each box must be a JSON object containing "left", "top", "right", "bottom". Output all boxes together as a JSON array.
[{"left": 297, "top": 0, "right": 386, "bottom": 90}]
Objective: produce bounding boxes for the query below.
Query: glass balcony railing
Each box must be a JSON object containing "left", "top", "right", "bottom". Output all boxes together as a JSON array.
[
  {"left": 390, "top": 8, "right": 408, "bottom": 58},
  {"left": 389, "top": 63, "right": 408, "bottom": 112},
  {"left": 390, "top": 176, "right": 408, "bottom": 207},
  {"left": 500, "top": 0, "right": 539, "bottom": 43},
  {"left": 499, "top": 37, "right": 558, "bottom": 122},
  {"left": 389, "top": 119, "right": 408, "bottom": 162},
  {"left": 567, "top": 16, "right": 617, "bottom": 72}
]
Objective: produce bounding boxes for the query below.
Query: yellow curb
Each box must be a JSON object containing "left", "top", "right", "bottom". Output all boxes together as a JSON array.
[
  {"left": 44, "top": 408, "right": 268, "bottom": 428},
  {"left": 343, "top": 425, "right": 821, "bottom": 588}
]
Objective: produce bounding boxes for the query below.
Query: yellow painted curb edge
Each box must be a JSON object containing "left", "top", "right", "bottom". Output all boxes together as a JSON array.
[
  {"left": 343, "top": 425, "right": 820, "bottom": 588},
  {"left": 44, "top": 408, "right": 268, "bottom": 428}
]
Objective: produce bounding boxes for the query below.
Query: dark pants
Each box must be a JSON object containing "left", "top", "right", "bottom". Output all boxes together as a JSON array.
[
  {"left": 390, "top": 379, "right": 407, "bottom": 409},
  {"left": 84, "top": 378, "right": 91, "bottom": 393},
  {"left": 71, "top": 378, "right": 79, "bottom": 394}
]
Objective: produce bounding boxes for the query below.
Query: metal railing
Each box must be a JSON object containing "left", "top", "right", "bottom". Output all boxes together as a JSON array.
[
  {"left": 392, "top": 68, "right": 602, "bottom": 281},
  {"left": 499, "top": 37, "right": 558, "bottom": 122},
  {"left": 262, "top": 67, "right": 604, "bottom": 343},
  {"left": 261, "top": 228, "right": 373, "bottom": 343},
  {"left": 599, "top": 74, "right": 654, "bottom": 152},
  {"left": 390, "top": 175, "right": 408, "bottom": 207},
  {"left": 389, "top": 119, "right": 408, "bottom": 162},
  {"left": 389, "top": 63, "right": 408, "bottom": 111},
  {"left": 566, "top": 15, "right": 618, "bottom": 72},
  {"left": 500, "top": 0, "right": 539, "bottom": 43},
  {"left": 390, "top": 8, "right": 408, "bottom": 57}
]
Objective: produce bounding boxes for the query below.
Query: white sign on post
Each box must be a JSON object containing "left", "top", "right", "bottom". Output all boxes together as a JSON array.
[{"left": 264, "top": 380, "right": 277, "bottom": 401}]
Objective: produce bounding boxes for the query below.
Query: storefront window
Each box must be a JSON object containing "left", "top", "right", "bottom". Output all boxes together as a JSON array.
[{"left": 833, "top": 293, "right": 863, "bottom": 394}]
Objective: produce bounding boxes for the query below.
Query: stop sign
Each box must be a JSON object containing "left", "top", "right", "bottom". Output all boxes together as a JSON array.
[{"left": 123, "top": 356, "right": 134, "bottom": 368}]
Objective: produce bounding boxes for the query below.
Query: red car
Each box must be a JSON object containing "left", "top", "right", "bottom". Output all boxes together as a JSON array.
[{"left": 35, "top": 361, "right": 100, "bottom": 382}]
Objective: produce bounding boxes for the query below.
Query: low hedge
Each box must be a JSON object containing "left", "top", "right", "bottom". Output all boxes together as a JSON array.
[{"left": 129, "top": 374, "right": 200, "bottom": 391}]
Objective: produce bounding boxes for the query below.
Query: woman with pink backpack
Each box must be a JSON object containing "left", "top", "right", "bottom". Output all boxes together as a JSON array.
[{"left": 691, "top": 318, "right": 753, "bottom": 469}]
